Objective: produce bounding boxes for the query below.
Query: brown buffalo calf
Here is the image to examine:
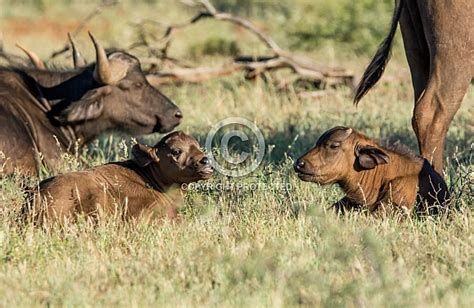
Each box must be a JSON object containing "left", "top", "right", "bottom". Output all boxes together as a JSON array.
[
  {"left": 294, "top": 127, "right": 449, "bottom": 215},
  {"left": 28, "top": 131, "right": 213, "bottom": 223}
]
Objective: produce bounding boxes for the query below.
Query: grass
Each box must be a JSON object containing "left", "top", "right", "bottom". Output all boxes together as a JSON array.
[{"left": 0, "top": 0, "right": 473, "bottom": 306}]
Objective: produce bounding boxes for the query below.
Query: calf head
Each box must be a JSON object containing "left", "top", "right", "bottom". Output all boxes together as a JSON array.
[
  {"left": 294, "top": 126, "right": 389, "bottom": 184},
  {"left": 132, "top": 131, "right": 213, "bottom": 186},
  {"left": 56, "top": 32, "right": 182, "bottom": 136}
]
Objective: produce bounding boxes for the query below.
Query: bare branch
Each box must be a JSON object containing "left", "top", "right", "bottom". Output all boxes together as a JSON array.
[
  {"left": 146, "top": 64, "right": 241, "bottom": 85},
  {"left": 138, "top": 0, "right": 354, "bottom": 91},
  {"left": 195, "top": 0, "right": 284, "bottom": 55}
]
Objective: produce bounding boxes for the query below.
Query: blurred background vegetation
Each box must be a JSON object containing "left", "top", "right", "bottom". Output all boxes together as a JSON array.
[
  {"left": 214, "top": 0, "right": 396, "bottom": 54},
  {"left": 0, "top": 0, "right": 398, "bottom": 57}
]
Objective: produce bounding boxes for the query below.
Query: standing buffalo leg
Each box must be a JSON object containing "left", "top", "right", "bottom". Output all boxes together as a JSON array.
[
  {"left": 354, "top": 0, "right": 473, "bottom": 177},
  {"left": 409, "top": 1, "right": 474, "bottom": 174},
  {"left": 411, "top": 59, "right": 470, "bottom": 174}
]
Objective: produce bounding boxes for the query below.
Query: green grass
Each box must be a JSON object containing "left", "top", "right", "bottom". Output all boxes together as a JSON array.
[{"left": 0, "top": 0, "right": 473, "bottom": 306}]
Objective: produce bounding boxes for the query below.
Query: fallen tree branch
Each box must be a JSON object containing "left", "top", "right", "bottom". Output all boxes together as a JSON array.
[
  {"left": 146, "top": 57, "right": 288, "bottom": 85},
  {"left": 141, "top": 0, "right": 354, "bottom": 91},
  {"left": 146, "top": 63, "right": 242, "bottom": 85}
]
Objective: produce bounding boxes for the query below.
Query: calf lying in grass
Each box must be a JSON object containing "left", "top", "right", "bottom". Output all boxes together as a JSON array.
[
  {"left": 27, "top": 131, "right": 213, "bottom": 223},
  {"left": 294, "top": 126, "right": 449, "bottom": 215}
]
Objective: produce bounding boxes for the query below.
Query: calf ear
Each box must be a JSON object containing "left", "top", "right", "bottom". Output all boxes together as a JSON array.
[
  {"left": 56, "top": 87, "right": 111, "bottom": 124},
  {"left": 132, "top": 144, "right": 159, "bottom": 167},
  {"left": 355, "top": 145, "right": 389, "bottom": 170}
]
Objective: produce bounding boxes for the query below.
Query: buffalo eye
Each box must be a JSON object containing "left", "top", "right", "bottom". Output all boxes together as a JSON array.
[
  {"left": 118, "top": 81, "right": 132, "bottom": 90},
  {"left": 171, "top": 148, "right": 182, "bottom": 157},
  {"left": 135, "top": 82, "right": 143, "bottom": 88},
  {"left": 328, "top": 142, "right": 341, "bottom": 150}
]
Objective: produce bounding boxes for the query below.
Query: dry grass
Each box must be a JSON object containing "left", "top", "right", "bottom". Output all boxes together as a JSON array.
[{"left": 0, "top": 1, "right": 473, "bottom": 306}]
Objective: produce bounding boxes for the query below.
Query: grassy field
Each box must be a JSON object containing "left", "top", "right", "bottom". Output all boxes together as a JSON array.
[{"left": 0, "top": 0, "right": 473, "bottom": 306}]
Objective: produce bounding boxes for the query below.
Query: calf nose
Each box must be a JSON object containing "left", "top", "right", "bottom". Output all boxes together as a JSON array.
[
  {"left": 294, "top": 159, "right": 305, "bottom": 171},
  {"left": 175, "top": 110, "right": 183, "bottom": 119},
  {"left": 200, "top": 157, "right": 210, "bottom": 165}
]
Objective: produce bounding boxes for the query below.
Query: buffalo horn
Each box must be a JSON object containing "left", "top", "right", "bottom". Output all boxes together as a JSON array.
[
  {"left": 68, "top": 33, "right": 86, "bottom": 68},
  {"left": 16, "top": 44, "right": 45, "bottom": 69}
]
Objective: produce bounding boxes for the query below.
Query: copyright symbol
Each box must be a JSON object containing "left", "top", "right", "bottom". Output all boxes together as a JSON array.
[{"left": 205, "top": 117, "right": 265, "bottom": 177}]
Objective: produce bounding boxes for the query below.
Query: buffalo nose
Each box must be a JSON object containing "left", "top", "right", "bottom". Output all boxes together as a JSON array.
[
  {"left": 175, "top": 110, "right": 183, "bottom": 119},
  {"left": 200, "top": 157, "right": 210, "bottom": 165},
  {"left": 295, "top": 159, "right": 305, "bottom": 170}
]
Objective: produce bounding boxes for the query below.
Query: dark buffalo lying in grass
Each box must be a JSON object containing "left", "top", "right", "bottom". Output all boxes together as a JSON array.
[
  {"left": 354, "top": 0, "right": 473, "bottom": 175},
  {"left": 0, "top": 32, "right": 183, "bottom": 176}
]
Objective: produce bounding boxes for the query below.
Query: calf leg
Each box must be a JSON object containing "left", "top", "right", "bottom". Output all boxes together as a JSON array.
[{"left": 330, "top": 197, "right": 360, "bottom": 214}]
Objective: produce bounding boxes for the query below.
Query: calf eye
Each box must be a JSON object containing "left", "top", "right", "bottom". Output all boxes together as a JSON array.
[
  {"left": 135, "top": 82, "right": 143, "bottom": 88},
  {"left": 329, "top": 142, "right": 341, "bottom": 149},
  {"left": 171, "top": 148, "right": 182, "bottom": 156}
]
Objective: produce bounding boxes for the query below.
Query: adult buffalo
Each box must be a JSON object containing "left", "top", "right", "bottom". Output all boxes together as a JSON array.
[
  {"left": 0, "top": 32, "right": 183, "bottom": 176},
  {"left": 354, "top": 0, "right": 473, "bottom": 174}
]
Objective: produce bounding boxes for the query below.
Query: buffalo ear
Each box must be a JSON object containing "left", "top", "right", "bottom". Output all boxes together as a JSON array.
[
  {"left": 355, "top": 145, "right": 389, "bottom": 170},
  {"left": 56, "top": 87, "right": 111, "bottom": 124},
  {"left": 132, "top": 144, "right": 159, "bottom": 167}
]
